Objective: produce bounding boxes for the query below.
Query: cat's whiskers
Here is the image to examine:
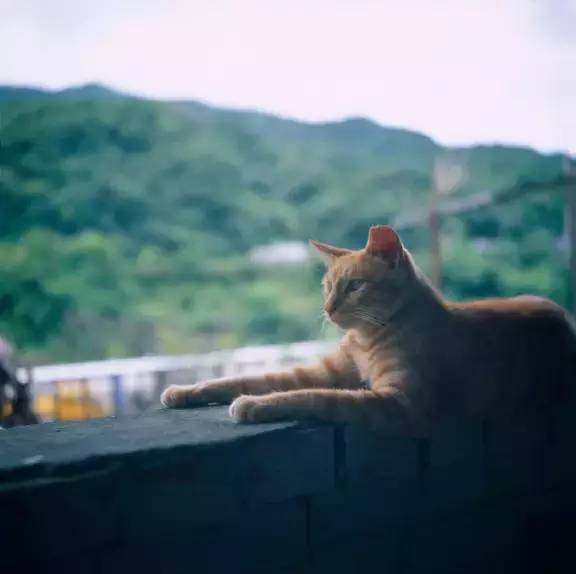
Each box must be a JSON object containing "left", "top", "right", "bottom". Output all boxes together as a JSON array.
[
  {"left": 320, "top": 314, "right": 330, "bottom": 335},
  {"left": 352, "top": 309, "right": 385, "bottom": 328},
  {"left": 355, "top": 307, "right": 384, "bottom": 324}
]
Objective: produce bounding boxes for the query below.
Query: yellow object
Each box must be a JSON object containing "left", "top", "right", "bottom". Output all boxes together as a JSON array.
[{"left": 34, "top": 381, "right": 111, "bottom": 421}]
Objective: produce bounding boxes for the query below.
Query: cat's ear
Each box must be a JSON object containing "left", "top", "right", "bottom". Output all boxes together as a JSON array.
[
  {"left": 309, "top": 239, "right": 351, "bottom": 265},
  {"left": 365, "top": 225, "right": 404, "bottom": 267}
]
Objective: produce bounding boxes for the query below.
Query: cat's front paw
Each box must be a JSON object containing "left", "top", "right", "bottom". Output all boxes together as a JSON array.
[
  {"left": 161, "top": 384, "right": 208, "bottom": 408},
  {"left": 229, "top": 395, "right": 265, "bottom": 423},
  {"left": 160, "top": 385, "right": 185, "bottom": 408}
]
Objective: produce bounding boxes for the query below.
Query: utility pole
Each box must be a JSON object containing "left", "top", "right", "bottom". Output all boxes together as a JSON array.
[
  {"left": 428, "top": 169, "right": 442, "bottom": 290},
  {"left": 428, "top": 156, "right": 465, "bottom": 291},
  {"left": 564, "top": 154, "right": 576, "bottom": 316}
]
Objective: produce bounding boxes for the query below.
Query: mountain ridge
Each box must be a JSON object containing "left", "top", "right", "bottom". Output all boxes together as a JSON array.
[{"left": 2, "top": 82, "right": 562, "bottom": 157}]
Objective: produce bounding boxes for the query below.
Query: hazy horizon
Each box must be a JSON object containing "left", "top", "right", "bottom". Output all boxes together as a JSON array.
[{"left": 1, "top": 0, "right": 575, "bottom": 153}]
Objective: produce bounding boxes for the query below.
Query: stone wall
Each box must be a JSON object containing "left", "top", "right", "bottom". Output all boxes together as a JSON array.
[{"left": 1, "top": 399, "right": 575, "bottom": 574}]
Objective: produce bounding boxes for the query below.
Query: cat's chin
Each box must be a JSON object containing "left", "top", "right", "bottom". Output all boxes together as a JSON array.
[
  {"left": 331, "top": 316, "right": 386, "bottom": 332},
  {"left": 328, "top": 315, "right": 360, "bottom": 330}
]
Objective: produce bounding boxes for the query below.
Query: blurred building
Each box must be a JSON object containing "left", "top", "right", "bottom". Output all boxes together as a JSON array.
[{"left": 249, "top": 241, "right": 310, "bottom": 267}]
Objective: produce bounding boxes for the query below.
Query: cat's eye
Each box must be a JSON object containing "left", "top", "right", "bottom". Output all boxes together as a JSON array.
[{"left": 346, "top": 279, "right": 365, "bottom": 293}]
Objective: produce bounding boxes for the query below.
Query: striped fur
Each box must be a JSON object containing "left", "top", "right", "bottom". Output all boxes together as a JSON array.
[{"left": 161, "top": 226, "right": 576, "bottom": 436}]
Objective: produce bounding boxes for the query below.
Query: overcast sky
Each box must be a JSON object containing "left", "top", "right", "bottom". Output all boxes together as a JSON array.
[{"left": 1, "top": 0, "right": 575, "bottom": 153}]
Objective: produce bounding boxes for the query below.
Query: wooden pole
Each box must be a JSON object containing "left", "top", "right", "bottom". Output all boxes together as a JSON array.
[
  {"left": 564, "top": 155, "right": 576, "bottom": 315},
  {"left": 428, "top": 186, "right": 442, "bottom": 290},
  {"left": 429, "top": 157, "right": 443, "bottom": 290}
]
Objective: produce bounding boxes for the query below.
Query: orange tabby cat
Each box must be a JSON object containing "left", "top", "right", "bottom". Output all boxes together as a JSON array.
[{"left": 161, "top": 226, "right": 576, "bottom": 436}]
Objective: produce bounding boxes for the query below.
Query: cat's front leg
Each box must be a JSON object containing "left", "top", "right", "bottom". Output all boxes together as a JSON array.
[
  {"left": 160, "top": 369, "right": 316, "bottom": 408},
  {"left": 228, "top": 389, "right": 366, "bottom": 424},
  {"left": 229, "top": 388, "right": 413, "bottom": 433},
  {"left": 161, "top": 351, "right": 361, "bottom": 409},
  {"left": 161, "top": 376, "right": 254, "bottom": 408}
]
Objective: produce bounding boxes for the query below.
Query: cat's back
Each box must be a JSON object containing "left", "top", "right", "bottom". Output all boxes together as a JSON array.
[
  {"left": 443, "top": 295, "right": 576, "bottom": 412},
  {"left": 447, "top": 295, "right": 575, "bottom": 351},
  {"left": 448, "top": 294, "right": 567, "bottom": 320},
  {"left": 447, "top": 296, "right": 574, "bottom": 340}
]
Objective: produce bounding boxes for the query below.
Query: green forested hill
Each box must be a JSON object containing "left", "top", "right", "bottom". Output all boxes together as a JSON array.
[{"left": 0, "top": 84, "right": 570, "bottom": 362}]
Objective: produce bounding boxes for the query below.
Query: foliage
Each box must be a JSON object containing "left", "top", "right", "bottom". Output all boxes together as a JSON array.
[{"left": 0, "top": 85, "right": 570, "bottom": 361}]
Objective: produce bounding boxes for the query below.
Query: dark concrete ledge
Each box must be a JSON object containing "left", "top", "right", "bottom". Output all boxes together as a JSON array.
[
  {"left": 1, "top": 401, "right": 576, "bottom": 574},
  {"left": 0, "top": 408, "right": 335, "bottom": 574},
  {"left": 0, "top": 407, "right": 332, "bottom": 484}
]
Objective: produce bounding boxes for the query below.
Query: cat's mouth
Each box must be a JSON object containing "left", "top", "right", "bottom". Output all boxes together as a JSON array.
[
  {"left": 325, "top": 311, "right": 357, "bottom": 329},
  {"left": 328, "top": 308, "right": 391, "bottom": 330}
]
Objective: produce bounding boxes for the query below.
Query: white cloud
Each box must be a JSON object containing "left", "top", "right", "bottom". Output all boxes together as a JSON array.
[{"left": 0, "top": 0, "right": 574, "bottom": 152}]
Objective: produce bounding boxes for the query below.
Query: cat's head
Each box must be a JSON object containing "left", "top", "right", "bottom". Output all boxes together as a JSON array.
[{"left": 310, "top": 225, "right": 419, "bottom": 329}]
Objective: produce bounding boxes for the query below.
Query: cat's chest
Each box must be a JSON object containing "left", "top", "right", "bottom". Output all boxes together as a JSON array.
[
  {"left": 350, "top": 348, "right": 371, "bottom": 379},
  {"left": 347, "top": 336, "right": 403, "bottom": 380}
]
